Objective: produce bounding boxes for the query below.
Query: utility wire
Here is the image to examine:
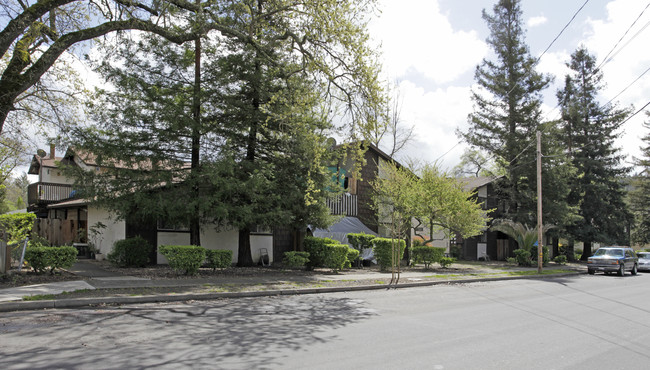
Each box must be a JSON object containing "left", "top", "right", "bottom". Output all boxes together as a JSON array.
[
  {"left": 505, "top": 0, "right": 590, "bottom": 97},
  {"left": 594, "top": 1, "right": 650, "bottom": 72}
]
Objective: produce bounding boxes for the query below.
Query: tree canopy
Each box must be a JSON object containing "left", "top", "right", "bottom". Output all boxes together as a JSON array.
[{"left": 557, "top": 47, "right": 632, "bottom": 258}]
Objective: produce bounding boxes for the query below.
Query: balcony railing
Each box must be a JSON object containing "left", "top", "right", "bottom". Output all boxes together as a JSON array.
[
  {"left": 28, "top": 182, "right": 75, "bottom": 206},
  {"left": 327, "top": 194, "right": 358, "bottom": 216}
]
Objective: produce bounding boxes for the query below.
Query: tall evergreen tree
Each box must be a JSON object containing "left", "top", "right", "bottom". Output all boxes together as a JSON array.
[
  {"left": 557, "top": 47, "right": 632, "bottom": 259},
  {"left": 460, "top": 0, "right": 574, "bottom": 234},
  {"left": 630, "top": 113, "right": 650, "bottom": 246}
]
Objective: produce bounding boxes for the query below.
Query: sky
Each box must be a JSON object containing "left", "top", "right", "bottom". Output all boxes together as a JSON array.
[{"left": 368, "top": 0, "right": 650, "bottom": 172}]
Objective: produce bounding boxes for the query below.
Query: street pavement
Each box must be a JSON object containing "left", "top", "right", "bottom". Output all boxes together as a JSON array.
[{"left": 0, "top": 260, "right": 585, "bottom": 312}]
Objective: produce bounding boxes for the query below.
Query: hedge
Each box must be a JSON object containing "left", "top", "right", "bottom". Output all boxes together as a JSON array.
[
  {"left": 205, "top": 249, "right": 233, "bottom": 270},
  {"left": 346, "top": 233, "right": 376, "bottom": 250},
  {"left": 283, "top": 251, "right": 310, "bottom": 268},
  {"left": 304, "top": 236, "right": 338, "bottom": 268},
  {"left": 411, "top": 246, "right": 446, "bottom": 269},
  {"left": 345, "top": 248, "right": 360, "bottom": 269},
  {"left": 324, "top": 244, "right": 350, "bottom": 272},
  {"left": 24, "top": 246, "right": 77, "bottom": 275},
  {"left": 159, "top": 245, "right": 206, "bottom": 275},
  {"left": 107, "top": 236, "right": 152, "bottom": 267},
  {"left": 372, "top": 238, "right": 406, "bottom": 271}
]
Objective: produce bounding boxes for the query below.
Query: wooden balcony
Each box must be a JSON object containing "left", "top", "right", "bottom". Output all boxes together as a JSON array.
[
  {"left": 327, "top": 194, "right": 358, "bottom": 216},
  {"left": 27, "top": 182, "right": 75, "bottom": 206}
]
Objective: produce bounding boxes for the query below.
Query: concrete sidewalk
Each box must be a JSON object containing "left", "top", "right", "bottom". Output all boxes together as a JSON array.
[{"left": 0, "top": 260, "right": 586, "bottom": 312}]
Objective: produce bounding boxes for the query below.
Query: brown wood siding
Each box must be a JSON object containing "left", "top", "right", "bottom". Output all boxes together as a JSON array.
[{"left": 357, "top": 149, "right": 379, "bottom": 233}]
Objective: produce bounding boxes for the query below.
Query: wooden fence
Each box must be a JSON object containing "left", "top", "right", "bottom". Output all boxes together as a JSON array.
[
  {"left": 326, "top": 194, "right": 358, "bottom": 216},
  {"left": 33, "top": 219, "right": 87, "bottom": 246}
]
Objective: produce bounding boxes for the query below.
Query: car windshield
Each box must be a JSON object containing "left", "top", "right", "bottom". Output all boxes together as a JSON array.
[
  {"left": 594, "top": 249, "right": 623, "bottom": 257},
  {"left": 638, "top": 252, "right": 650, "bottom": 259}
]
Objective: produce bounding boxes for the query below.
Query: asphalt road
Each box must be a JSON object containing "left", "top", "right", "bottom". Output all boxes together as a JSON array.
[{"left": 1, "top": 272, "right": 650, "bottom": 369}]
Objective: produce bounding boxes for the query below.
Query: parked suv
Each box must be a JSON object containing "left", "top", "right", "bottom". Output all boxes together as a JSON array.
[{"left": 587, "top": 247, "right": 638, "bottom": 276}]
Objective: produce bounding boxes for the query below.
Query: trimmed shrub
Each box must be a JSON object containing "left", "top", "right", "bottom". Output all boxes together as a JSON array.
[
  {"left": 159, "top": 245, "right": 206, "bottom": 275},
  {"left": 553, "top": 255, "right": 567, "bottom": 265},
  {"left": 346, "top": 233, "right": 376, "bottom": 250},
  {"left": 107, "top": 237, "right": 152, "bottom": 267},
  {"left": 372, "top": 238, "right": 406, "bottom": 271},
  {"left": 439, "top": 256, "right": 456, "bottom": 268},
  {"left": 304, "top": 236, "right": 338, "bottom": 268},
  {"left": 324, "top": 244, "right": 350, "bottom": 272},
  {"left": 450, "top": 244, "right": 462, "bottom": 259},
  {"left": 411, "top": 246, "right": 445, "bottom": 269},
  {"left": 513, "top": 248, "right": 532, "bottom": 266},
  {"left": 24, "top": 246, "right": 77, "bottom": 275},
  {"left": 205, "top": 249, "right": 233, "bottom": 271},
  {"left": 506, "top": 257, "right": 517, "bottom": 265},
  {"left": 345, "top": 247, "right": 360, "bottom": 269},
  {"left": 283, "top": 251, "right": 310, "bottom": 268}
]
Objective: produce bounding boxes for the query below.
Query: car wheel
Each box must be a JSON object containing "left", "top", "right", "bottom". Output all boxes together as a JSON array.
[
  {"left": 632, "top": 264, "right": 638, "bottom": 275},
  {"left": 618, "top": 264, "right": 625, "bottom": 276},
  {"left": 588, "top": 269, "right": 595, "bottom": 275}
]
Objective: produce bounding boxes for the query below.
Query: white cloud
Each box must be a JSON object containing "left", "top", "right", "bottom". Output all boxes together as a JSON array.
[
  {"left": 370, "top": 0, "right": 487, "bottom": 85},
  {"left": 527, "top": 15, "right": 548, "bottom": 28},
  {"left": 582, "top": 0, "right": 650, "bottom": 165}
]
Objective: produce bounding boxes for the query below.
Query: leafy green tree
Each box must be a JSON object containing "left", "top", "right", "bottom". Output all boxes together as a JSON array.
[
  {"left": 68, "top": 1, "right": 379, "bottom": 266},
  {"left": 557, "top": 47, "right": 632, "bottom": 259},
  {"left": 413, "top": 164, "right": 489, "bottom": 244},
  {"left": 459, "top": 0, "right": 552, "bottom": 224},
  {"left": 0, "top": 0, "right": 220, "bottom": 135},
  {"left": 630, "top": 113, "right": 650, "bottom": 246}
]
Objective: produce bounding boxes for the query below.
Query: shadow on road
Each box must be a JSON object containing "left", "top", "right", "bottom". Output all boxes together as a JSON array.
[{"left": 0, "top": 295, "right": 376, "bottom": 369}]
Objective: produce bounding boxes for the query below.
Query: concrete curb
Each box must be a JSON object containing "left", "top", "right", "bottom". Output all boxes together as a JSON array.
[{"left": 0, "top": 271, "right": 582, "bottom": 312}]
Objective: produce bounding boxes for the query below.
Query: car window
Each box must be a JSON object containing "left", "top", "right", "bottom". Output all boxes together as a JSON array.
[
  {"left": 639, "top": 252, "right": 650, "bottom": 258},
  {"left": 595, "top": 249, "right": 623, "bottom": 256}
]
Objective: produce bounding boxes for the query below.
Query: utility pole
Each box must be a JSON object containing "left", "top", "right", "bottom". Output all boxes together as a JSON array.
[{"left": 537, "top": 131, "right": 543, "bottom": 274}]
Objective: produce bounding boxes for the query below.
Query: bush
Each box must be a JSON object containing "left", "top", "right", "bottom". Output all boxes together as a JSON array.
[
  {"left": 0, "top": 213, "right": 36, "bottom": 243},
  {"left": 345, "top": 247, "right": 360, "bottom": 269},
  {"left": 411, "top": 246, "right": 445, "bottom": 269},
  {"left": 107, "top": 237, "right": 152, "bottom": 267},
  {"left": 283, "top": 251, "right": 310, "bottom": 268},
  {"left": 24, "top": 246, "right": 77, "bottom": 275},
  {"left": 205, "top": 249, "right": 233, "bottom": 271},
  {"left": 372, "top": 238, "right": 406, "bottom": 271},
  {"left": 347, "top": 233, "right": 376, "bottom": 250},
  {"left": 506, "top": 257, "right": 517, "bottom": 265},
  {"left": 439, "top": 256, "right": 456, "bottom": 268},
  {"left": 158, "top": 245, "right": 206, "bottom": 275},
  {"left": 528, "top": 245, "right": 550, "bottom": 266},
  {"left": 304, "top": 236, "right": 338, "bottom": 268},
  {"left": 553, "top": 255, "right": 567, "bottom": 265},
  {"left": 513, "top": 249, "right": 532, "bottom": 266},
  {"left": 324, "top": 244, "right": 350, "bottom": 272},
  {"left": 450, "top": 244, "right": 462, "bottom": 259}
]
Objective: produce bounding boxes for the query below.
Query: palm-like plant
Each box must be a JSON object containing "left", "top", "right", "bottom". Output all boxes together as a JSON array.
[{"left": 491, "top": 220, "right": 554, "bottom": 250}]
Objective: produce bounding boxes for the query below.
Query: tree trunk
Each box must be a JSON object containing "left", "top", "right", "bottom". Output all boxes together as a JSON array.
[
  {"left": 580, "top": 240, "right": 592, "bottom": 261},
  {"left": 189, "top": 14, "right": 201, "bottom": 247},
  {"left": 237, "top": 227, "right": 254, "bottom": 267},
  {"left": 567, "top": 239, "right": 576, "bottom": 262},
  {"left": 552, "top": 237, "right": 559, "bottom": 259}
]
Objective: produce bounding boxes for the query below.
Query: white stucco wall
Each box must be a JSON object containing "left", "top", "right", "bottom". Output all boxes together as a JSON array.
[
  {"left": 40, "top": 167, "right": 75, "bottom": 185},
  {"left": 156, "top": 227, "right": 273, "bottom": 265},
  {"left": 87, "top": 206, "right": 125, "bottom": 255}
]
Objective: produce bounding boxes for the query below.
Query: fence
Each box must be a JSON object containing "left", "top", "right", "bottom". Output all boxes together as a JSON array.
[
  {"left": 32, "top": 219, "right": 87, "bottom": 246},
  {"left": 327, "top": 194, "right": 358, "bottom": 216}
]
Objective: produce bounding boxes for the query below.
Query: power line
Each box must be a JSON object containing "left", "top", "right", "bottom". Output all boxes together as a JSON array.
[
  {"left": 506, "top": 0, "right": 590, "bottom": 97},
  {"left": 604, "top": 65, "right": 650, "bottom": 107},
  {"left": 594, "top": 1, "right": 650, "bottom": 72},
  {"left": 620, "top": 99, "right": 650, "bottom": 126}
]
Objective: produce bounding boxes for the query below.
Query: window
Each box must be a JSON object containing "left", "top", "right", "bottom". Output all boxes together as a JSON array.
[{"left": 251, "top": 225, "right": 272, "bottom": 235}]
